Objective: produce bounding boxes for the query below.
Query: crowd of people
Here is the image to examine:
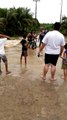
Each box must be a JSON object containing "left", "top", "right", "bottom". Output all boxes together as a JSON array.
[{"left": 0, "top": 22, "right": 67, "bottom": 81}]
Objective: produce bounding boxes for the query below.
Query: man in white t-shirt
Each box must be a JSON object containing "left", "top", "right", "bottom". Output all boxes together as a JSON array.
[
  {"left": 38, "top": 22, "right": 65, "bottom": 80},
  {"left": 0, "top": 34, "right": 11, "bottom": 75}
]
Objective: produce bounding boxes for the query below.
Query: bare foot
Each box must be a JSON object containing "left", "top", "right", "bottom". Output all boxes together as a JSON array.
[
  {"left": 50, "top": 78, "right": 56, "bottom": 81},
  {"left": 41, "top": 75, "right": 46, "bottom": 80},
  {"left": 0, "top": 71, "right": 2, "bottom": 75},
  {"left": 61, "top": 76, "right": 67, "bottom": 80},
  {"left": 6, "top": 71, "right": 11, "bottom": 75}
]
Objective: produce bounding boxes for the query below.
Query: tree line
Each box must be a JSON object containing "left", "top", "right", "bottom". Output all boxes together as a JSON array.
[
  {"left": 0, "top": 7, "right": 40, "bottom": 36},
  {"left": 0, "top": 7, "right": 67, "bottom": 36},
  {"left": 40, "top": 16, "right": 67, "bottom": 36}
]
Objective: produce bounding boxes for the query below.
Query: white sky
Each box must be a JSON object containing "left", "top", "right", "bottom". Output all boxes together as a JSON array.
[{"left": 0, "top": 0, "right": 67, "bottom": 23}]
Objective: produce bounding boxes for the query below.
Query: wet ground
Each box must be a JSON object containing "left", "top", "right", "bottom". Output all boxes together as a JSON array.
[{"left": 0, "top": 39, "right": 67, "bottom": 120}]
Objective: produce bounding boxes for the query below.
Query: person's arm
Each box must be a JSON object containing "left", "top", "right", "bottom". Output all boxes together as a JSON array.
[
  {"left": 63, "top": 52, "right": 66, "bottom": 59},
  {"left": 60, "top": 46, "right": 64, "bottom": 56},
  {"left": 60, "top": 34, "right": 65, "bottom": 56},
  {"left": 38, "top": 43, "right": 46, "bottom": 56},
  {"left": 0, "top": 34, "right": 10, "bottom": 39},
  {"left": 60, "top": 51, "right": 66, "bottom": 60}
]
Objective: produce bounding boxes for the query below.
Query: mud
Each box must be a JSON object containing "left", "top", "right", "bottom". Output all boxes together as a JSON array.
[{"left": 0, "top": 38, "right": 67, "bottom": 120}]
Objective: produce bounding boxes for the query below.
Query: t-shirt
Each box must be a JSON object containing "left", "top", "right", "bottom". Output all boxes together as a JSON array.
[
  {"left": 42, "top": 30, "right": 65, "bottom": 54},
  {"left": 0, "top": 38, "right": 7, "bottom": 55},
  {"left": 62, "top": 50, "right": 67, "bottom": 64},
  {"left": 39, "top": 31, "right": 48, "bottom": 42},
  {"left": 64, "top": 50, "right": 67, "bottom": 61},
  {"left": 65, "top": 50, "right": 67, "bottom": 59},
  {"left": 39, "top": 32, "right": 45, "bottom": 41},
  {"left": 21, "top": 39, "right": 27, "bottom": 51}
]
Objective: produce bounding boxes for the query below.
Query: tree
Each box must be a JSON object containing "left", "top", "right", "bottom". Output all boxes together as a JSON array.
[
  {"left": 60, "top": 16, "right": 67, "bottom": 36},
  {"left": 0, "top": 7, "right": 40, "bottom": 36}
]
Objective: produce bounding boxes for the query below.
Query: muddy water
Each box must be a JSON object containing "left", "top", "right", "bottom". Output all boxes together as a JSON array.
[
  {"left": 0, "top": 40, "right": 67, "bottom": 120},
  {"left": 4, "top": 44, "right": 43, "bottom": 77}
]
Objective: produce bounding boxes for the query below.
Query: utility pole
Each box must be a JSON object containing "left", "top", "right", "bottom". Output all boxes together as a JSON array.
[
  {"left": 33, "top": 0, "right": 40, "bottom": 19},
  {"left": 60, "top": 0, "right": 63, "bottom": 23}
]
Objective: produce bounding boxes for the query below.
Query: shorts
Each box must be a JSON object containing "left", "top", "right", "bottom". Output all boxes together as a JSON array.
[
  {"left": 0, "top": 54, "right": 7, "bottom": 63},
  {"left": 21, "top": 50, "right": 28, "bottom": 57},
  {"left": 44, "top": 53, "right": 59, "bottom": 66},
  {"left": 61, "top": 60, "right": 67, "bottom": 69}
]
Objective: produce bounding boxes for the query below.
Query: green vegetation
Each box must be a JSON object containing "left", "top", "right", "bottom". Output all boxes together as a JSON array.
[
  {"left": 39, "top": 17, "right": 67, "bottom": 36},
  {"left": 0, "top": 7, "right": 67, "bottom": 36},
  {"left": 0, "top": 7, "right": 40, "bottom": 36},
  {"left": 60, "top": 16, "right": 67, "bottom": 36}
]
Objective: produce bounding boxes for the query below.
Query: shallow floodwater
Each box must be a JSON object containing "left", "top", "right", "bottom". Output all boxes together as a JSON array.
[
  {"left": 4, "top": 44, "right": 43, "bottom": 77},
  {"left": 0, "top": 39, "right": 67, "bottom": 120}
]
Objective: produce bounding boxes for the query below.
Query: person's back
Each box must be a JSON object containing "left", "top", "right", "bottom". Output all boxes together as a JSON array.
[
  {"left": 21, "top": 39, "right": 27, "bottom": 51},
  {"left": 43, "top": 30, "right": 64, "bottom": 54},
  {"left": 0, "top": 38, "right": 7, "bottom": 55},
  {"left": 38, "top": 22, "right": 65, "bottom": 81},
  {"left": 20, "top": 34, "right": 28, "bottom": 67}
]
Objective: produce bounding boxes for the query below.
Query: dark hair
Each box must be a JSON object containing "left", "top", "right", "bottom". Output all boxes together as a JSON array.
[
  {"left": 64, "top": 43, "right": 67, "bottom": 49},
  {"left": 54, "top": 22, "right": 61, "bottom": 30},
  {"left": 23, "top": 34, "right": 27, "bottom": 39}
]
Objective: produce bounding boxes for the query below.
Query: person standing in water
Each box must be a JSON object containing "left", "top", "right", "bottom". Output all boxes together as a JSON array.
[
  {"left": 38, "top": 22, "right": 65, "bottom": 81},
  {"left": 61, "top": 43, "right": 67, "bottom": 80},
  {"left": 20, "top": 34, "right": 28, "bottom": 67},
  {"left": 0, "top": 34, "right": 11, "bottom": 75}
]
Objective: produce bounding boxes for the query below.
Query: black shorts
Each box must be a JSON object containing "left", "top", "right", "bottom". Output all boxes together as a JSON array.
[
  {"left": 21, "top": 50, "right": 28, "bottom": 57},
  {"left": 44, "top": 53, "right": 59, "bottom": 66}
]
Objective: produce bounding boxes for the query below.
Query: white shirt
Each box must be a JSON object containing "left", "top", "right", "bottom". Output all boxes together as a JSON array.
[
  {"left": 42, "top": 30, "right": 65, "bottom": 54},
  {"left": 0, "top": 38, "right": 7, "bottom": 55}
]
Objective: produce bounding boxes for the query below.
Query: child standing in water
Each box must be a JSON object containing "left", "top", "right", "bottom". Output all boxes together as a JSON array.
[
  {"left": 20, "top": 34, "right": 28, "bottom": 67},
  {"left": 61, "top": 43, "right": 67, "bottom": 80},
  {"left": 0, "top": 34, "right": 11, "bottom": 75}
]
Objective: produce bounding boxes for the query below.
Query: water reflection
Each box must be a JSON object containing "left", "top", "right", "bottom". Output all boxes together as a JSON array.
[
  {"left": 2, "top": 38, "right": 67, "bottom": 86},
  {"left": 4, "top": 44, "right": 43, "bottom": 78}
]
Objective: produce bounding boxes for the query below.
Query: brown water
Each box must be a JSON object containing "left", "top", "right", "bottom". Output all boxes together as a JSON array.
[{"left": 0, "top": 39, "right": 67, "bottom": 120}]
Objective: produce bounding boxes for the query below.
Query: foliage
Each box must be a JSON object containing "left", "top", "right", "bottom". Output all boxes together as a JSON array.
[
  {"left": 60, "top": 16, "right": 67, "bottom": 36},
  {"left": 40, "top": 23, "right": 53, "bottom": 31},
  {"left": 0, "top": 7, "right": 40, "bottom": 36},
  {"left": 40, "top": 17, "right": 67, "bottom": 36},
  {"left": 0, "top": 7, "right": 67, "bottom": 36}
]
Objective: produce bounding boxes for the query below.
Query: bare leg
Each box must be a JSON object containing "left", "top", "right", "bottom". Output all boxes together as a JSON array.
[
  {"left": 0, "top": 62, "right": 2, "bottom": 74},
  {"left": 24, "top": 56, "right": 27, "bottom": 67},
  {"left": 51, "top": 64, "right": 56, "bottom": 80},
  {"left": 62, "top": 69, "right": 67, "bottom": 80},
  {"left": 20, "top": 55, "right": 22, "bottom": 65},
  {"left": 65, "top": 69, "right": 67, "bottom": 79},
  {"left": 4, "top": 61, "right": 11, "bottom": 74},
  {"left": 41, "top": 64, "right": 49, "bottom": 80}
]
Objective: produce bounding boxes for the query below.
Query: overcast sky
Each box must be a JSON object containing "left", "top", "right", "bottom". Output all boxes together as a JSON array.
[{"left": 0, "top": 0, "right": 67, "bottom": 23}]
